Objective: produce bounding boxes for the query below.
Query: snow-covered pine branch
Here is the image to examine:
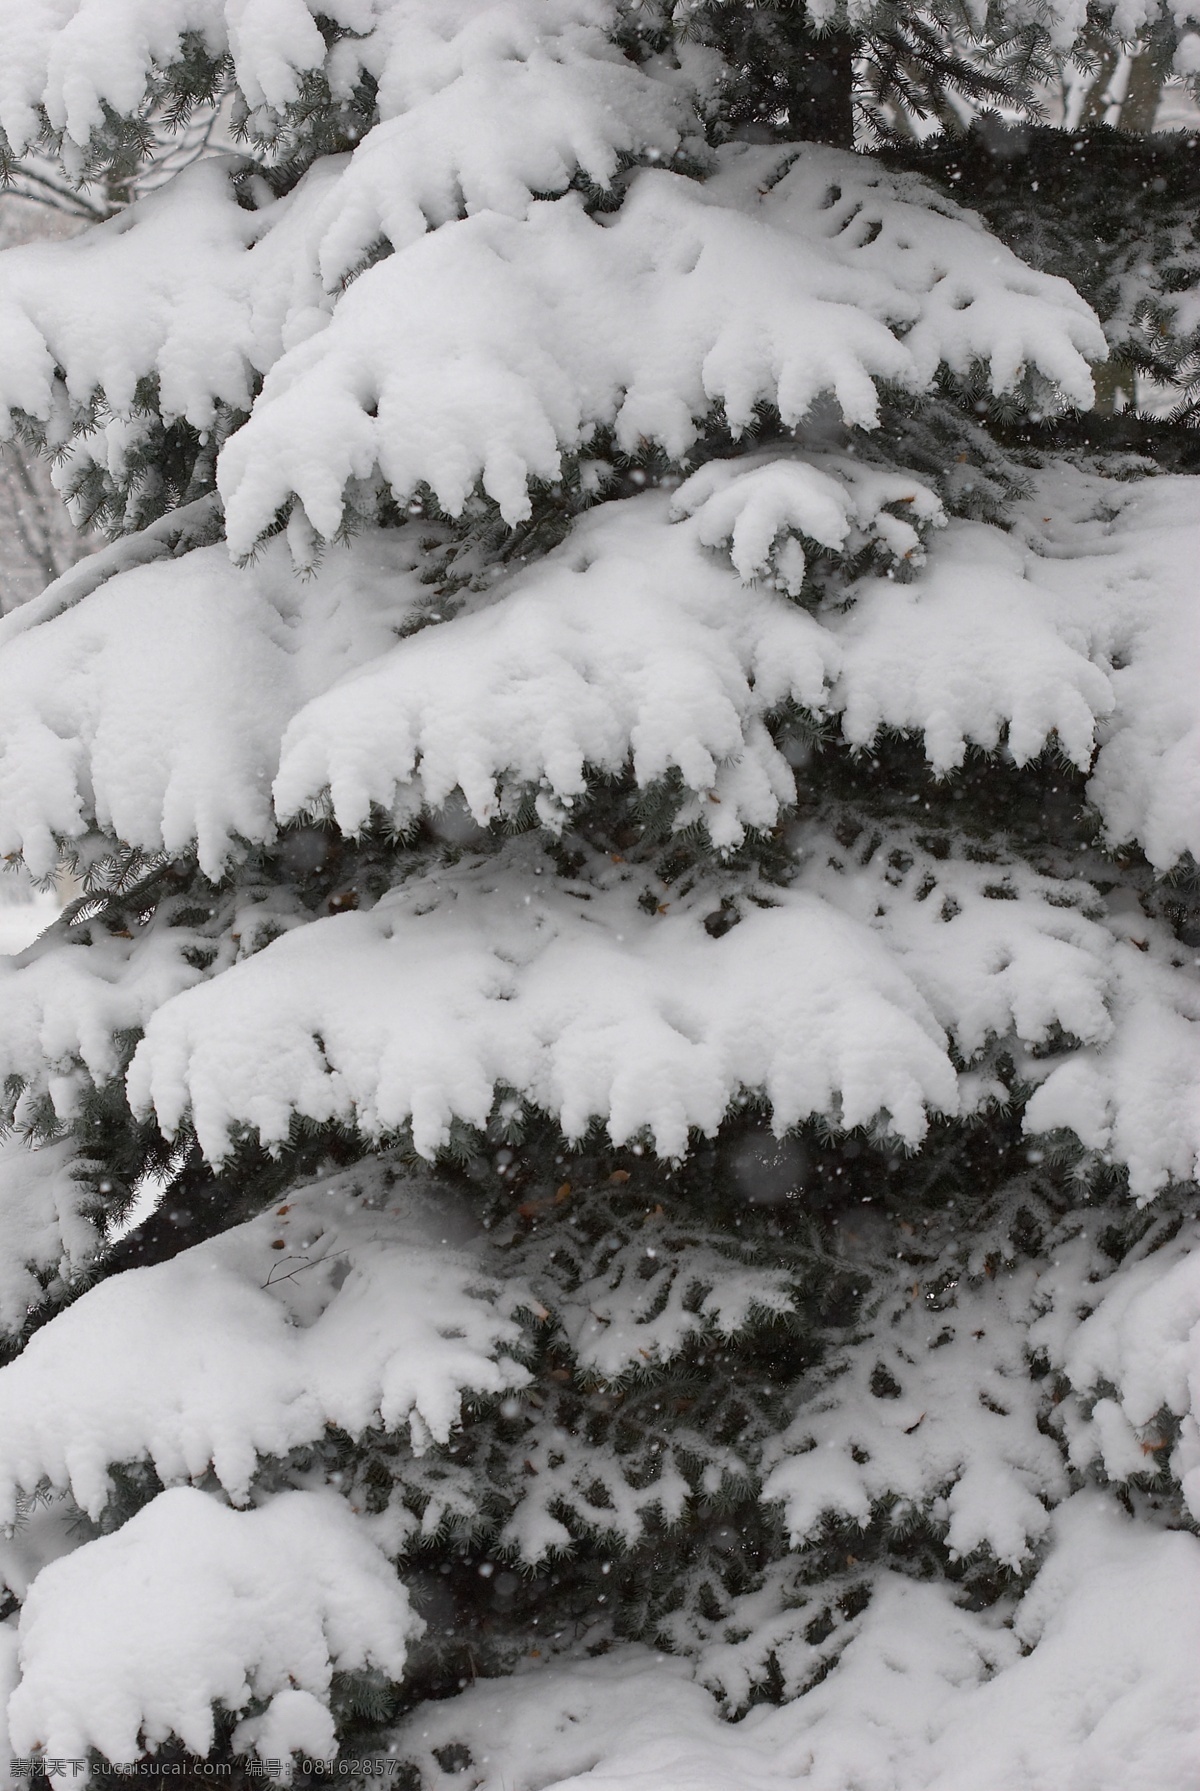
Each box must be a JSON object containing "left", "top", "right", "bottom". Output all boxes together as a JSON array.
[{"left": 0, "top": 3, "right": 1195, "bottom": 1784}]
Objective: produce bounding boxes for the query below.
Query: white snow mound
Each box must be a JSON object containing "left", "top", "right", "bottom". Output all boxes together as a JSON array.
[
  {"left": 7, "top": 1486, "right": 416, "bottom": 1763},
  {"left": 0, "top": 1166, "right": 528, "bottom": 1521}
]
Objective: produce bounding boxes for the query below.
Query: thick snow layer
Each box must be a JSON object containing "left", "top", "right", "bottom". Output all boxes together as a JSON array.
[
  {"left": 1023, "top": 934, "right": 1200, "bottom": 1197},
  {"left": 270, "top": 498, "right": 833, "bottom": 848},
  {"left": 1010, "top": 464, "right": 1200, "bottom": 871},
  {"left": 1033, "top": 1218, "right": 1200, "bottom": 1522},
  {"left": 0, "top": 156, "right": 321, "bottom": 439},
  {"left": 795, "top": 822, "right": 1200, "bottom": 1195},
  {"left": 0, "top": 27, "right": 1105, "bottom": 545},
  {"left": 0, "top": 826, "right": 1187, "bottom": 1197},
  {"left": 0, "top": 1165, "right": 527, "bottom": 1521},
  {"left": 832, "top": 520, "right": 1114, "bottom": 775},
  {"left": 299, "top": 13, "right": 689, "bottom": 287},
  {"left": 0, "top": 457, "right": 1194, "bottom": 876},
  {"left": 710, "top": 144, "right": 1100, "bottom": 402},
  {"left": 0, "top": 885, "right": 282, "bottom": 1121},
  {"left": 671, "top": 451, "right": 946, "bottom": 591},
  {"left": 0, "top": 9, "right": 687, "bottom": 452},
  {"left": 0, "top": 1136, "right": 98, "bottom": 1334},
  {"left": 2, "top": 0, "right": 1190, "bottom": 162},
  {"left": 394, "top": 1496, "right": 1200, "bottom": 1791},
  {"left": 116, "top": 830, "right": 1197, "bottom": 1194},
  {"left": 6, "top": 1486, "right": 416, "bottom": 1762},
  {"left": 0, "top": 923, "right": 202, "bottom": 1119},
  {"left": 0, "top": 455, "right": 1193, "bottom": 886},
  {"left": 3, "top": 139, "right": 1096, "bottom": 535},
  {"left": 275, "top": 462, "right": 1180, "bottom": 879},
  {"left": 217, "top": 145, "right": 1101, "bottom": 546},
  {"left": 0, "top": 526, "right": 417, "bottom": 877},
  {"left": 126, "top": 843, "right": 961, "bottom": 1160},
  {"left": 0, "top": 0, "right": 682, "bottom": 158}
]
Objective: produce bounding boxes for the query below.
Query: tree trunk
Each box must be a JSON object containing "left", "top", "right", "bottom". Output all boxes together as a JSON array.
[{"left": 1118, "top": 37, "right": 1172, "bottom": 134}]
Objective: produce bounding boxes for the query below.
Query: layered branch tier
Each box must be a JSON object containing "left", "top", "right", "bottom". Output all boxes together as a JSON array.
[
  {"left": 215, "top": 146, "right": 1102, "bottom": 543},
  {"left": 0, "top": 463, "right": 1193, "bottom": 878},
  {"left": 0, "top": 1164, "right": 530, "bottom": 1520},
  {"left": 0, "top": 1149, "right": 1197, "bottom": 1764},
  {"left": 0, "top": 823, "right": 1192, "bottom": 1196},
  {"left": 0, "top": 141, "right": 1103, "bottom": 539}
]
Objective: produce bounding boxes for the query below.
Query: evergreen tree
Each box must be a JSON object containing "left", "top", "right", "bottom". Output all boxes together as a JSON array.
[{"left": 0, "top": 2, "right": 1195, "bottom": 1785}]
